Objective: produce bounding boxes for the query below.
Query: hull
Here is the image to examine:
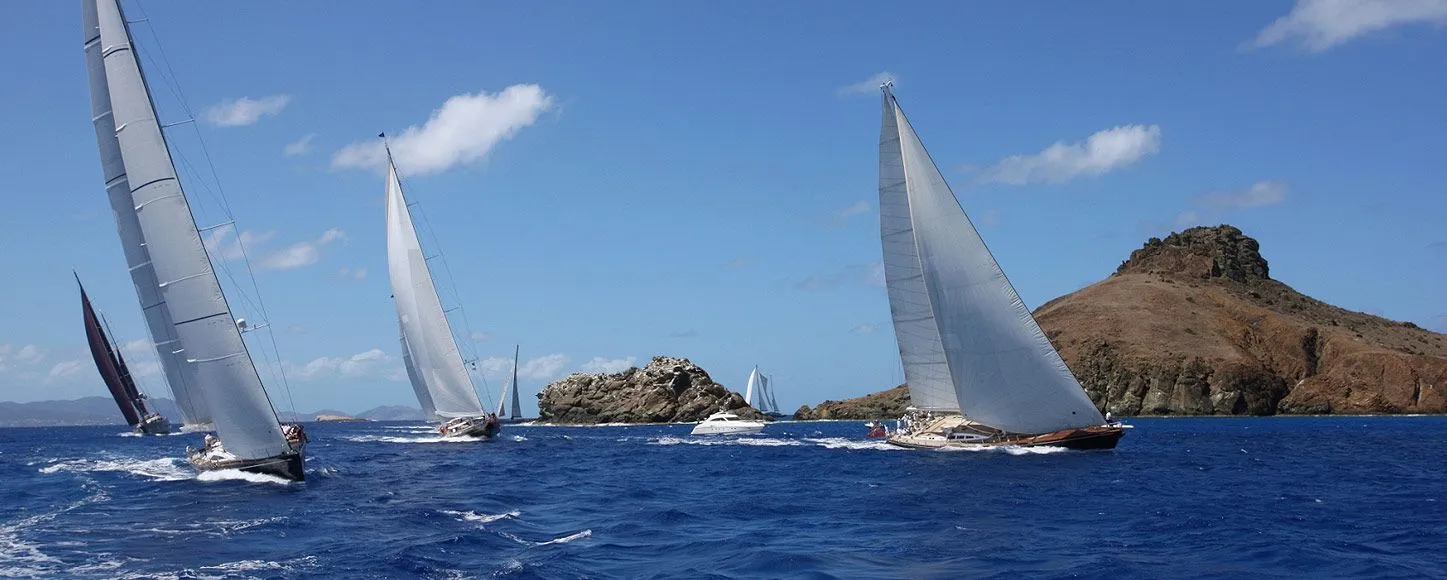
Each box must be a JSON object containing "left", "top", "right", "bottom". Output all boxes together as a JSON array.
[
  {"left": 440, "top": 416, "right": 501, "bottom": 439},
  {"left": 134, "top": 414, "right": 172, "bottom": 436},
  {"left": 187, "top": 447, "right": 305, "bottom": 481},
  {"left": 691, "top": 423, "right": 766, "bottom": 436},
  {"left": 887, "top": 425, "right": 1124, "bottom": 450}
]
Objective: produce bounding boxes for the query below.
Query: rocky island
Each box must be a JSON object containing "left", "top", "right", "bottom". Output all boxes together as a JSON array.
[
  {"left": 537, "top": 356, "right": 769, "bottom": 424},
  {"left": 798, "top": 225, "right": 1446, "bottom": 418}
]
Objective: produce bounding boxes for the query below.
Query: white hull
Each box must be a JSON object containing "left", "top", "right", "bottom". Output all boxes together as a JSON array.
[
  {"left": 439, "top": 415, "right": 501, "bottom": 439},
  {"left": 690, "top": 411, "right": 766, "bottom": 436}
]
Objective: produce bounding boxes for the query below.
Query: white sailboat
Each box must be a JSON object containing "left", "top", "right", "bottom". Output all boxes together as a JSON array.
[
  {"left": 83, "top": 0, "right": 306, "bottom": 478},
  {"left": 384, "top": 141, "right": 500, "bottom": 439},
  {"left": 493, "top": 345, "right": 525, "bottom": 423},
  {"left": 876, "top": 82, "right": 1124, "bottom": 450},
  {"left": 742, "top": 366, "right": 783, "bottom": 417}
]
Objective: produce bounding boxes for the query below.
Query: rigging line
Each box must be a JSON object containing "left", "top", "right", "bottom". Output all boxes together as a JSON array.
[{"left": 130, "top": 0, "right": 297, "bottom": 417}]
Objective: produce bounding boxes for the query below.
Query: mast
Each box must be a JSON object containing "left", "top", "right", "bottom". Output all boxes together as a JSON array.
[
  {"left": 878, "top": 84, "right": 1104, "bottom": 433},
  {"left": 508, "top": 345, "right": 521, "bottom": 419},
  {"left": 79, "top": 278, "right": 140, "bottom": 426},
  {"left": 85, "top": 0, "right": 289, "bottom": 459},
  {"left": 383, "top": 136, "right": 486, "bottom": 419},
  {"left": 101, "top": 313, "right": 150, "bottom": 416}
]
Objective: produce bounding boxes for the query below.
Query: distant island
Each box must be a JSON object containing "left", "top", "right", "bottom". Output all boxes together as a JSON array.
[
  {"left": 795, "top": 225, "right": 1447, "bottom": 419},
  {"left": 537, "top": 356, "right": 768, "bottom": 424},
  {"left": 0, "top": 397, "right": 426, "bottom": 428}
]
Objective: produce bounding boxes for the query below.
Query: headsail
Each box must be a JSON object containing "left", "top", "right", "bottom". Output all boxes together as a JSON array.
[
  {"left": 85, "top": 0, "right": 289, "bottom": 459},
  {"left": 400, "top": 321, "right": 437, "bottom": 421},
  {"left": 743, "top": 367, "right": 759, "bottom": 408},
  {"left": 385, "top": 157, "right": 486, "bottom": 420},
  {"left": 80, "top": 280, "right": 140, "bottom": 426},
  {"left": 82, "top": 0, "right": 209, "bottom": 429},
  {"left": 508, "top": 345, "right": 522, "bottom": 419},
  {"left": 879, "top": 85, "right": 1104, "bottom": 434}
]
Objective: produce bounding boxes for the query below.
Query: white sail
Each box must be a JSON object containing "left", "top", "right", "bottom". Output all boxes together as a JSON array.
[
  {"left": 400, "top": 323, "right": 437, "bottom": 421},
  {"left": 385, "top": 162, "right": 485, "bottom": 419},
  {"left": 508, "top": 346, "right": 522, "bottom": 419},
  {"left": 87, "top": 0, "right": 288, "bottom": 459},
  {"left": 762, "top": 375, "right": 779, "bottom": 415},
  {"left": 880, "top": 87, "right": 1104, "bottom": 434},
  {"left": 743, "top": 367, "right": 759, "bottom": 408},
  {"left": 82, "top": 0, "right": 210, "bottom": 429}
]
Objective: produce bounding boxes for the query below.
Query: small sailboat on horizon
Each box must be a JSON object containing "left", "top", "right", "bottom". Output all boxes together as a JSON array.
[
  {"left": 384, "top": 139, "right": 501, "bottom": 440},
  {"left": 83, "top": 0, "right": 307, "bottom": 479},
  {"left": 874, "top": 82, "right": 1124, "bottom": 450},
  {"left": 494, "top": 345, "right": 526, "bottom": 423},
  {"left": 78, "top": 277, "right": 171, "bottom": 435},
  {"left": 742, "top": 366, "right": 783, "bottom": 418}
]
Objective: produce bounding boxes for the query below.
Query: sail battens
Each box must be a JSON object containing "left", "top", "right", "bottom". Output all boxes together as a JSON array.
[
  {"left": 172, "top": 310, "right": 229, "bottom": 326},
  {"left": 878, "top": 89, "right": 1104, "bottom": 433},
  {"left": 186, "top": 352, "right": 246, "bottom": 364},
  {"left": 87, "top": 0, "right": 287, "bottom": 458}
]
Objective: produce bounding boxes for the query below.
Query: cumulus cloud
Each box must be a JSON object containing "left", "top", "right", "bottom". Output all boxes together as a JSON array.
[
  {"left": 46, "top": 359, "right": 88, "bottom": 383},
  {"left": 850, "top": 323, "right": 876, "bottom": 334},
  {"left": 0, "top": 344, "right": 47, "bottom": 372},
  {"left": 838, "top": 72, "right": 895, "bottom": 96},
  {"left": 205, "top": 95, "right": 291, "bottom": 127},
  {"left": 470, "top": 331, "right": 491, "bottom": 341},
  {"left": 284, "top": 133, "right": 316, "bottom": 156},
  {"left": 332, "top": 85, "right": 553, "bottom": 176},
  {"left": 337, "top": 267, "right": 368, "bottom": 281},
  {"left": 293, "top": 348, "right": 395, "bottom": 381},
  {"left": 1249, "top": 0, "right": 1447, "bottom": 52},
  {"left": 478, "top": 353, "right": 570, "bottom": 381},
  {"left": 203, "top": 224, "right": 274, "bottom": 262},
  {"left": 258, "top": 229, "right": 346, "bottom": 271},
  {"left": 978, "top": 125, "right": 1162, "bottom": 185},
  {"left": 580, "top": 357, "right": 637, "bottom": 374},
  {"left": 118, "top": 339, "right": 161, "bottom": 380},
  {"left": 1194, "top": 181, "right": 1289, "bottom": 210}
]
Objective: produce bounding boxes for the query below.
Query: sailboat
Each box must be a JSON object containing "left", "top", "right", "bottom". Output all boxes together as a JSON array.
[
  {"left": 78, "top": 277, "right": 171, "bottom": 435},
  {"left": 384, "top": 140, "right": 501, "bottom": 440},
  {"left": 83, "top": 0, "right": 307, "bottom": 479},
  {"left": 875, "top": 82, "right": 1124, "bottom": 450},
  {"left": 742, "top": 366, "right": 783, "bottom": 418},
  {"left": 494, "top": 345, "right": 525, "bottom": 423}
]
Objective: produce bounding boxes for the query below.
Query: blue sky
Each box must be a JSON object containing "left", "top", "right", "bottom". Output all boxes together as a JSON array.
[{"left": 1, "top": 1, "right": 1444, "bottom": 416}]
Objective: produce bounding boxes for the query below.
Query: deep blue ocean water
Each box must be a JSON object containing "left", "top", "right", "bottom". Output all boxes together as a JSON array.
[{"left": 2, "top": 417, "right": 1445, "bottom": 579}]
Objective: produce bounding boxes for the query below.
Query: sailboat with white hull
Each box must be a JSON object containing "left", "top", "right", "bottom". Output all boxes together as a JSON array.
[
  {"left": 79, "top": 277, "right": 171, "bottom": 435},
  {"left": 875, "top": 82, "right": 1124, "bottom": 451},
  {"left": 83, "top": 0, "right": 306, "bottom": 479},
  {"left": 384, "top": 141, "right": 500, "bottom": 440}
]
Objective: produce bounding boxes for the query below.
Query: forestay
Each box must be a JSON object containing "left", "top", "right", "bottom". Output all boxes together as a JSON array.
[
  {"left": 385, "top": 162, "right": 486, "bottom": 419},
  {"left": 86, "top": 0, "right": 289, "bottom": 459},
  {"left": 880, "top": 86, "right": 1104, "bottom": 434}
]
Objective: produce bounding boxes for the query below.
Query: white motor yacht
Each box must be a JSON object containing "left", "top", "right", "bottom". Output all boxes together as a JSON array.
[{"left": 690, "top": 412, "right": 766, "bottom": 436}]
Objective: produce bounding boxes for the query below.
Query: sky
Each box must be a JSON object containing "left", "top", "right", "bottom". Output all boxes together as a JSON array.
[{"left": 0, "top": 0, "right": 1444, "bottom": 417}]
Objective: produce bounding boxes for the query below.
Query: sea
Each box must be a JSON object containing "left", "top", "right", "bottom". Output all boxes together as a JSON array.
[{"left": 2, "top": 416, "right": 1445, "bottom": 579}]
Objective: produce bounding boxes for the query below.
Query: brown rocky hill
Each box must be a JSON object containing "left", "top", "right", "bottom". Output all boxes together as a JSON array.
[
  {"left": 799, "top": 226, "right": 1446, "bottom": 417},
  {"left": 536, "top": 356, "right": 769, "bottom": 424},
  {"left": 793, "top": 385, "right": 909, "bottom": 420}
]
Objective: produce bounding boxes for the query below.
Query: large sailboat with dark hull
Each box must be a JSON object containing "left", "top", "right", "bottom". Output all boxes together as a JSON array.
[
  {"left": 83, "top": 0, "right": 307, "bottom": 480},
  {"left": 384, "top": 142, "right": 501, "bottom": 440},
  {"left": 79, "top": 277, "right": 170, "bottom": 435},
  {"left": 874, "top": 82, "right": 1124, "bottom": 451}
]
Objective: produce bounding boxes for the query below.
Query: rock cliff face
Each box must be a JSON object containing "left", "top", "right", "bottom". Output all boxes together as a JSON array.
[
  {"left": 806, "top": 226, "right": 1447, "bottom": 417},
  {"left": 537, "top": 356, "right": 769, "bottom": 424},
  {"left": 793, "top": 385, "right": 909, "bottom": 420}
]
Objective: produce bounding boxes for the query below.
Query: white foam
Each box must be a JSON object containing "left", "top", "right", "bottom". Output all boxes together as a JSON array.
[
  {"left": 38, "top": 457, "right": 194, "bottom": 482},
  {"left": 342, "top": 435, "right": 485, "bottom": 444},
  {"left": 196, "top": 469, "right": 293, "bottom": 486},
  {"left": 803, "top": 437, "right": 904, "bottom": 451},
  {"left": 511, "top": 435, "right": 528, "bottom": 442},
  {"left": 500, "top": 529, "right": 592, "bottom": 547},
  {"left": 0, "top": 486, "right": 109, "bottom": 576},
  {"left": 936, "top": 444, "right": 1070, "bottom": 455},
  {"left": 441, "top": 509, "right": 520, "bottom": 524},
  {"left": 648, "top": 436, "right": 802, "bottom": 447}
]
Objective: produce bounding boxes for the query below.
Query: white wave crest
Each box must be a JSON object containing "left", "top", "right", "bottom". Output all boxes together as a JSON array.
[
  {"left": 342, "top": 435, "right": 485, "bottom": 444},
  {"left": 0, "top": 486, "right": 109, "bottom": 576},
  {"left": 936, "top": 444, "right": 1070, "bottom": 455},
  {"left": 803, "top": 437, "right": 904, "bottom": 451},
  {"left": 196, "top": 469, "right": 293, "bottom": 485},
  {"left": 440, "top": 509, "right": 520, "bottom": 524},
  {"left": 649, "top": 436, "right": 802, "bottom": 447},
  {"left": 39, "top": 457, "right": 193, "bottom": 482},
  {"left": 500, "top": 529, "right": 592, "bottom": 547},
  {"left": 511, "top": 435, "right": 528, "bottom": 442}
]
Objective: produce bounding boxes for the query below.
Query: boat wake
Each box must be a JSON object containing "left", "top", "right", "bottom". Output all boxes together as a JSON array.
[
  {"left": 440, "top": 509, "right": 520, "bottom": 524},
  {"left": 511, "top": 435, "right": 528, "bottom": 442},
  {"left": 802, "top": 437, "right": 904, "bottom": 451},
  {"left": 0, "top": 485, "right": 109, "bottom": 577},
  {"left": 649, "top": 436, "right": 803, "bottom": 447},
  {"left": 343, "top": 435, "right": 485, "bottom": 444},
  {"left": 936, "top": 445, "right": 1071, "bottom": 455},
  {"left": 500, "top": 529, "right": 593, "bottom": 547},
  {"left": 196, "top": 469, "right": 294, "bottom": 486},
  {"left": 39, "top": 457, "right": 193, "bottom": 482}
]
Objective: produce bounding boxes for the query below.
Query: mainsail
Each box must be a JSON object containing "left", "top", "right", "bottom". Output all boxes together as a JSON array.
[
  {"left": 385, "top": 158, "right": 486, "bottom": 420},
  {"left": 878, "top": 85, "right": 1104, "bottom": 434},
  {"left": 82, "top": 0, "right": 208, "bottom": 429},
  {"left": 400, "top": 322, "right": 438, "bottom": 421},
  {"left": 80, "top": 280, "right": 141, "bottom": 426},
  {"left": 84, "top": 0, "right": 289, "bottom": 459},
  {"left": 743, "top": 367, "right": 779, "bottom": 414},
  {"left": 508, "top": 346, "right": 522, "bottom": 419}
]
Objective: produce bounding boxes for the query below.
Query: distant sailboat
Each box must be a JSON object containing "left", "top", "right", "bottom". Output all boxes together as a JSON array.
[
  {"left": 83, "top": 0, "right": 307, "bottom": 479},
  {"left": 384, "top": 140, "right": 501, "bottom": 439},
  {"left": 875, "top": 82, "right": 1124, "bottom": 450},
  {"left": 78, "top": 277, "right": 170, "bottom": 435},
  {"left": 742, "top": 366, "right": 783, "bottom": 418},
  {"left": 494, "top": 345, "right": 525, "bottom": 423}
]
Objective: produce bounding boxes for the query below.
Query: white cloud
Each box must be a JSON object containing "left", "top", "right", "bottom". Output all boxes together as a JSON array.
[
  {"left": 0, "top": 344, "right": 47, "bottom": 372},
  {"left": 205, "top": 95, "right": 292, "bottom": 127},
  {"left": 979, "top": 125, "right": 1162, "bottom": 185},
  {"left": 293, "top": 348, "right": 395, "bottom": 381},
  {"left": 476, "top": 353, "right": 570, "bottom": 381},
  {"left": 331, "top": 85, "right": 553, "bottom": 176},
  {"left": 470, "top": 331, "right": 491, "bottom": 341},
  {"left": 838, "top": 72, "right": 895, "bottom": 96},
  {"left": 284, "top": 133, "right": 316, "bottom": 156},
  {"left": 580, "top": 356, "right": 637, "bottom": 374},
  {"left": 1195, "top": 181, "right": 1288, "bottom": 210},
  {"left": 118, "top": 339, "right": 161, "bottom": 379},
  {"left": 46, "top": 359, "right": 88, "bottom": 383},
  {"left": 337, "top": 267, "right": 367, "bottom": 281},
  {"left": 259, "top": 228, "right": 346, "bottom": 271},
  {"left": 1249, "top": 0, "right": 1447, "bottom": 52},
  {"left": 850, "top": 323, "right": 876, "bottom": 334},
  {"left": 203, "top": 224, "right": 274, "bottom": 262}
]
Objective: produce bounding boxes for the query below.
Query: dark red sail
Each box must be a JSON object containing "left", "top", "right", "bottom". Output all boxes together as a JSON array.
[
  {"left": 79, "top": 279, "right": 141, "bottom": 426},
  {"left": 111, "top": 332, "right": 150, "bottom": 416}
]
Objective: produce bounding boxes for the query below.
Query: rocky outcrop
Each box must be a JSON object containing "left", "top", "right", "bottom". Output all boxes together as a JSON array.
[
  {"left": 536, "top": 356, "right": 769, "bottom": 424},
  {"left": 793, "top": 385, "right": 909, "bottom": 420},
  {"left": 814, "top": 225, "right": 1447, "bottom": 417}
]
